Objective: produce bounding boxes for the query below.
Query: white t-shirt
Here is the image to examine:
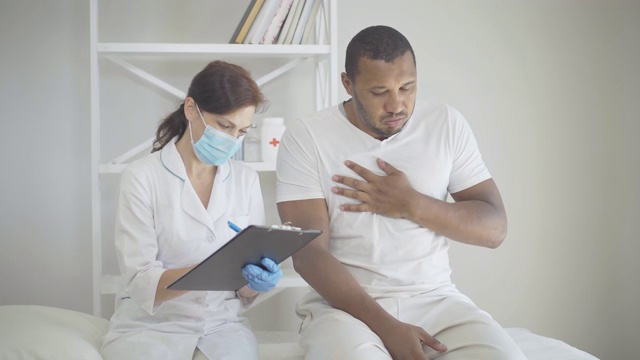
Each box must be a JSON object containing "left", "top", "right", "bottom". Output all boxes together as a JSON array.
[{"left": 276, "top": 101, "right": 491, "bottom": 296}]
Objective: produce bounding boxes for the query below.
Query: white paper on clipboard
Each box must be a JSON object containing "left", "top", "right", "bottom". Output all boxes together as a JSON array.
[{"left": 167, "top": 225, "right": 321, "bottom": 291}]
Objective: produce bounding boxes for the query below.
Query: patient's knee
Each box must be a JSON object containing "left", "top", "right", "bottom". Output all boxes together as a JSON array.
[{"left": 299, "top": 312, "right": 391, "bottom": 360}]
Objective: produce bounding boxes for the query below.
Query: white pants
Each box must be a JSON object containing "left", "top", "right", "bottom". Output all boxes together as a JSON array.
[
  {"left": 193, "top": 322, "right": 259, "bottom": 360},
  {"left": 296, "top": 285, "right": 526, "bottom": 360},
  {"left": 103, "top": 323, "right": 257, "bottom": 360}
]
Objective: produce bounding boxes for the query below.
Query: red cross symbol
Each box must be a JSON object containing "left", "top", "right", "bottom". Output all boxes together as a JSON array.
[{"left": 269, "top": 138, "right": 280, "bottom": 147}]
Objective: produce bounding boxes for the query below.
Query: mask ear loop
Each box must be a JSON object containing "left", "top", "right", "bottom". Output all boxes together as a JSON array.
[
  {"left": 189, "top": 103, "right": 207, "bottom": 145},
  {"left": 195, "top": 103, "right": 208, "bottom": 127},
  {"left": 188, "top": 120, "right": 195, "bottom": 144}
]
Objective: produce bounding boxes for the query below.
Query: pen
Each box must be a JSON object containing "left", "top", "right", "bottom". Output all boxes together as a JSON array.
[{"left": 227, "top": 221, "right": 242, "bottom": 233}]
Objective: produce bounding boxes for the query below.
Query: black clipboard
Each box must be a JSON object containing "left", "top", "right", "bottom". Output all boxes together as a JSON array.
[{"left": 167, "top": 225, "right": 321, "bottom": 291}]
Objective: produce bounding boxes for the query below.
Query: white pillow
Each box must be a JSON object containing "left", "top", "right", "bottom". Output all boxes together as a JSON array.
[{"left": 0, "top": 305, "right": 108, "bottom": 360}]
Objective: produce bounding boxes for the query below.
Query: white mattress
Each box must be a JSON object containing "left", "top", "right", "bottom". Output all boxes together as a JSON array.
[
  {"left": 0, "top": 305, "right": 599, "bottom": 360},
  {"left": 505, "top": 327, "right": 599, "bottom": 360}
]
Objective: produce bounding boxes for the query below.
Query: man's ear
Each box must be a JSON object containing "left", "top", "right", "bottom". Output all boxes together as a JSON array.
[{"left": 341, "top": 72, "right": 354, "bottom": 96}]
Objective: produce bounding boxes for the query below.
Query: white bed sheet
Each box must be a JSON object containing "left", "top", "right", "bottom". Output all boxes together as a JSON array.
[
  {"left": 504, "top": 327, "right": 599, "bottom": 360},
  {"left": 0, "top": 305, "right": 599, "bottom": 360}
]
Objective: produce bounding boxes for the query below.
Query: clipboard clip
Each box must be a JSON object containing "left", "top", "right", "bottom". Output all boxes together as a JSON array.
[{"left": 270, "top": 222, "right": 301, "bottom": 231}]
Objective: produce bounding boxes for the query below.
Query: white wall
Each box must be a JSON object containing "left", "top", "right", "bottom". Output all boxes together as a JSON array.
[
  {"left": 1, "top": 1, "right": 638, "bottom": 359},
  {"left": 0, "top": 0, "right": 93, "bottom": 312}
]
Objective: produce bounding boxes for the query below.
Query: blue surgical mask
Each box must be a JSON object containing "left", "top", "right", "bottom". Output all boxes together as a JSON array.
[{"left": 189, "top": 104, "right": 243, "bottom": 166}]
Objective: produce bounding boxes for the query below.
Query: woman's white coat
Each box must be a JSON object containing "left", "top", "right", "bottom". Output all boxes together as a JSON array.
[{"left": 101, "top": 140, "right": 264, "bottom": 359}]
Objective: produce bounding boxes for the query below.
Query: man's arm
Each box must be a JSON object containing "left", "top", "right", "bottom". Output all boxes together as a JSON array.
[
  {"left": 278, "top": 199, "right": 447, "bottom": 359},
  {"left": 332, "top": 158, "right": 507, "bottom": 248}
]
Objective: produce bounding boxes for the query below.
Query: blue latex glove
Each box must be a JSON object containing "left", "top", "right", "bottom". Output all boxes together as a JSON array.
[{"left": 241, "top": 258, "right": 283, "bottom": 292}]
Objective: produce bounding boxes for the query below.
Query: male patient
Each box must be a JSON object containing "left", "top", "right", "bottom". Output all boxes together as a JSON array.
[{"left": 276, "top": 25, "right": 526, "bottom": 359}]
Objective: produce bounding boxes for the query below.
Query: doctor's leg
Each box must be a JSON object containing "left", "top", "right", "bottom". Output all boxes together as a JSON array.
[{"left": 196, "top": 322, "right": 259, "bottom": 360}]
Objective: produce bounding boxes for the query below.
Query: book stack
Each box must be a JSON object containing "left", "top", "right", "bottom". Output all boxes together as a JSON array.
[{"left": 230, "top": 0, "right": 324, "bottom": 45}]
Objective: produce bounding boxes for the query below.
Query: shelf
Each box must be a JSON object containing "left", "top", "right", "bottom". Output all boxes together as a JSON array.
[
  {"left": 100, "top": 274, "right": 122, "bottom": 295},
  {"left": 99, "top": 161, "right": 275, "bottom": 174},
  {"left": 278, "top": 268, "right": 308, "bottom": 288},
  {"left": 100, "top": 267, "right": 306, "bottom": 295},
  {"left": 98, "top": 43, "right": 332, "bottom": 57},
  {"left": 91, "top": 0, "right": 337, "bottom": 317},
  {"left": 240, "top": 161, "right": 276, "bottom": 172}
]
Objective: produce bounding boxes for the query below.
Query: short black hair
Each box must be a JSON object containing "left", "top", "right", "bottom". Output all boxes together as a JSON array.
[{"left": 345, "top": 25, "right": 416, "bottom": 81}]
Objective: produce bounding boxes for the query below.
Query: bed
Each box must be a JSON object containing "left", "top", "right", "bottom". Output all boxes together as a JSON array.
[{"left": 0, "top": 305, "right": 599, "bottom": 359}]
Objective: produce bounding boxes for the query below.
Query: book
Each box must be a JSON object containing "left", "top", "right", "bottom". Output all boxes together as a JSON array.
[
  {"left": 279, "top": 0, "right": 306, "bottom": 44},
  {"left": 243, "top": 0, "right": 275, "bottom": 44},
  {"left": 230, "top": 0, "right": 266, "bottom": 44},
  {"left": 260, "top": 0, "right": 295, "bottom": 45},
  {"left": 245, "top": 0, "right": 281, "bottom": 44},
  {"left": 276, "top": 0, "right": 302, "bottom": 44},
  {"left": 290, "top": 0, "right": 316, "bottom": 45},
  {"left": 301, "top": 0, "right": 322, "bottom": 44}
]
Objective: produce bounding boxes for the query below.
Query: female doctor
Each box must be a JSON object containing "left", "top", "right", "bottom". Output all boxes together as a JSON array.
[{"left": 101, "top": 60, "right": 282, "bottom": 360}]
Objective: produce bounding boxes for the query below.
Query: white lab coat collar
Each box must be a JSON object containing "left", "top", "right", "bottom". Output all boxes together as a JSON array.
[{"left": 159, "top": 139, "right": 231, "bottom": 236}]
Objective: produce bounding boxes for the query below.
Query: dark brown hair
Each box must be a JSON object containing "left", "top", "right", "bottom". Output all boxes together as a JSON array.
[
  {"left": 345, "top": 25, "right": 416, "bottom": 82},
  {"left": 152, "top": 60, "right": 268, "bottom": 152}
]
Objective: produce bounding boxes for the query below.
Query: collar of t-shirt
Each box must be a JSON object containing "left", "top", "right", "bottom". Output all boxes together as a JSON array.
[{"left": 339, "top": 100, "right": 402, "bottom": 142}]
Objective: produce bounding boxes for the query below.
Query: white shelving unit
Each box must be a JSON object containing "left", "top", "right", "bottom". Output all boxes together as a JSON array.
[{"left": 90, "top": 0, "right": 338, "bottom": 317}]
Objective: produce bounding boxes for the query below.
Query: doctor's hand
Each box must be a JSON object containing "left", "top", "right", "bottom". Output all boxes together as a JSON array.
[
  {"left": 332, "top": 158, "right": 419, "bottom": 219},
  {"left": 241, "top": 258, "right": 283, "bottom": 292}
]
